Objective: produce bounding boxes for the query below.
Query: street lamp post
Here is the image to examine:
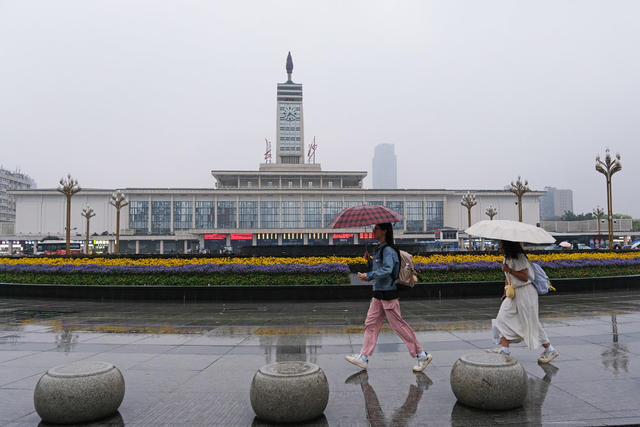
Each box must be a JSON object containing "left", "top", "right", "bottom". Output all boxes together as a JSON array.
[
  {"left": 485, "top": 206, "right": 498, "bottom": 220},
  {"left": 110, "top": 190, "right": 129, "bottom": 254},
  {"left": 593, "top": 206, "right": 605, "bottom": 237},
  {"left": 509, "top": 176, "right": 530, "bottom": 222},
  {"left": 595, "top": 149, "right": 622, "bottom": 249},
  {"left": 461, "top": 192, "right": 477, "bottom": 250},
  {"left": 56, "top": 174, "right": 81, "bottom": 254},
  {"left": 81, "top": 206, "right": 95, "bottom": 255}
]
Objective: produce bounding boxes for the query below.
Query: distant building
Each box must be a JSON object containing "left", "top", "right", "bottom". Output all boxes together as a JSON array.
[
  {"left": 0, "top": 168, "right": 35, "bottom": 234},
  {"left": 372, "top": 144, "right": 397, "bottom": 189},
  {"left": 539, "top": 187, "right": 573, "bottom": 220}
]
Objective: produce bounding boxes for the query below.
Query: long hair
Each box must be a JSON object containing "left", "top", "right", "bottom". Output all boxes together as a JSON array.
[
  {"left": 501, "top": 240, "right": 525, "bottom": 259},
  {"left": 377, "top": 223, "right": 395, "bottom": 247}
]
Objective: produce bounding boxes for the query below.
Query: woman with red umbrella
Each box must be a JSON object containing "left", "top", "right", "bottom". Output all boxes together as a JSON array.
[{"left": 344, "top": 222, "right": 432, "bottom": 373}]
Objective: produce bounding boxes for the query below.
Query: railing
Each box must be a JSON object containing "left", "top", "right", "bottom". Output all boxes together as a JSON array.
[{"left": 541, "top": 219, "right": 632, "bottom": 233}]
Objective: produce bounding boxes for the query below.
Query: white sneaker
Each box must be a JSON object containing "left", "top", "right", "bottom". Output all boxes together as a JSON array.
[
  {"left": 538, "top": 348, "right": 559, "bottom": 364},
  {"left": 345, "top": 354, "right": 368, "bottom": 370},
  {"left": 413, "top": 353, "right": 433, "bottom": 372},
  {"left": 486, "top": 347, "right": 508, "bottom": 354}
]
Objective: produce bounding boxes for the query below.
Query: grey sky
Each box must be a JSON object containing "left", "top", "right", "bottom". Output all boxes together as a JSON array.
[{"left": 1, "top": 1, "right": 638, "bottom": 216}]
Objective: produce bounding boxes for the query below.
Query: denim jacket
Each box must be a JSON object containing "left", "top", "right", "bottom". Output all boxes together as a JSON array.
[{"left": 365, "top": 243, "right": 399, "bottom": 291}]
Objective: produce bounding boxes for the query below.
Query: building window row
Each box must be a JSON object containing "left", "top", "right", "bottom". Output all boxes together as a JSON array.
[{"left": 129, "top": 200, "right": 444, "bottom": 233}]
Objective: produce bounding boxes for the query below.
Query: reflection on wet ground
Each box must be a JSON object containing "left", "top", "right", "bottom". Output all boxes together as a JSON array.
[{"left": 1, "top": 291, "right": 640, "bottom": 425}]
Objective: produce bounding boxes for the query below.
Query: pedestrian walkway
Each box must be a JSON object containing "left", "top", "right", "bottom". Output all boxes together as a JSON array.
[{"left": 1, "top": 291, "right": 640, "bottom": 426}]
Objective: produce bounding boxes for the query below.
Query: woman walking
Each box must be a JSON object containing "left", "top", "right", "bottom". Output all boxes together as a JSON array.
[
  {"left": 346, "top": 223, "right": 432, "bottom": 372},
  {"left": 489, "top": 240, "right": 559, "bottom": 363}
]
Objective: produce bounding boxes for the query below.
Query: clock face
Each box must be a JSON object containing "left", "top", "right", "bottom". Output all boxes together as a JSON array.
[{"left": 280, "top": 104, "right": 299, "bottom": 121}]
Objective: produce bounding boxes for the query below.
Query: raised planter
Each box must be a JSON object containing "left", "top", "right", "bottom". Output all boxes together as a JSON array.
[
  {"left": 250, "top": 361, "right": 329, "bottom": 423},
  {"left": 1, "top": 275, "right": 639, "bottom": 301},
  {"left": 450, "top": 353, "right": 527, "bottom": 410},
  {"left": 34, "top": 361, "right": 125, "bottom": 424}
]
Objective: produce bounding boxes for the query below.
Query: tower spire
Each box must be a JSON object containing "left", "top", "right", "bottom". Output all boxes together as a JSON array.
[{"left": 286, "top": 51, "right": 293, "bottom": 82}]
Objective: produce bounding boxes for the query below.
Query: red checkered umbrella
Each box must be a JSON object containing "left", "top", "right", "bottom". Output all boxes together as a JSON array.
[{"left": 328, "top": 204, "right": 403, "bottom": 229}]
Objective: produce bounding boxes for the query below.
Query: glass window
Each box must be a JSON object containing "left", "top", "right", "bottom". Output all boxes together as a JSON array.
[
  {"left": 406, "top": 201, "right": 424, "bottom": 232},
  {"left": 260, "top": 201, "right": 280, "bottom": 228},
  {"left": 173, "top": 201, "right": 193, "bottom": 230},
  {"left": 367, "top": 201, "right": 383, "bottom": 206},
  {"left": 303, "top": 201, "right": 322, "bottom": 228},
  {"left": 323, "top": 200, "right": 343, "bottom": 227},
  {"left": 385, "top": 201, "right": 404, "bottom": 229},
  {"left": 345, "top": 200, "right": 363, "bottom": 209},
  {"left": 195, "top": 201, "right": 214, "bottom": 229},
  {"left": 151, "top": 201, "right": 171, "bottom": 234},
  {"left": 239, "top": 201, "right": 258, "bottom": 228},
  {"left": 426, "top": 201, "right": 444, "bottom": 231},
  {"left": 217, "top": 201, "right": 237, "bottom": 229},
  {"left": 129, "top": 201, "right": 149, "bottom": 233},
  {"left": 282, "top": 201, "right": 301, "bottom": 228}
]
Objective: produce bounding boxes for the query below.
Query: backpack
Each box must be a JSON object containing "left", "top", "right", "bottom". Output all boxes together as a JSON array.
[
  {"left": 528, "top": 261, "right": 553, "bottom": 295},
  {"left": 380, "top": 245, "right": 418, "bottom": 288}
]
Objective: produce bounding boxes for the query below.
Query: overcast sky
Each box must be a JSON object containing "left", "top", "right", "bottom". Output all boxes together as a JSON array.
[{"left": 1, "top": 1, "right": 638, "bottom": 216}]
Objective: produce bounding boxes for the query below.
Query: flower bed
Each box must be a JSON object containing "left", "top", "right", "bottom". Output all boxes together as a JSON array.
[{"left": 1, "top": 252, "right": 639, "bottom": 286}]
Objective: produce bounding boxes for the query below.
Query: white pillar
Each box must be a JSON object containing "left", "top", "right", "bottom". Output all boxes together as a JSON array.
[
  {"left": 159, "top": 240, "right": 164, "bottom": 254},
  {"left": 184, "top": 240, "right": 188, "bottom": 253},
  {"left": 135, "top": 240, "right": 140, "bottom": 254}
]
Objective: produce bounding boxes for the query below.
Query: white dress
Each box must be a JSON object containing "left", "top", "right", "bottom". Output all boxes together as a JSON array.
[{"left": 494, "top": 254, "right": 549, "bottom": 350}]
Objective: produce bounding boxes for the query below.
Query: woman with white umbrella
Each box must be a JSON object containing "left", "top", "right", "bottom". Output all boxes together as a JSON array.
[
  {"left": 488, "top": 240, "right": 559, "bottom": 363},
  {"left": 464, "top": 220, "right": 559, "bottom": 363}
]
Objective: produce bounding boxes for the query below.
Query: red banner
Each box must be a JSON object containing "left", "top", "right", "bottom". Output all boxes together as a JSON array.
[
  {"left": 333, "top": 233, "right": 354, "bottom": 239},
  {"left": 230, "top": 233, "right": 253, "bottom": 240},
  {"left": 204, "top": 234, "right": 227, "bottom": 240}
]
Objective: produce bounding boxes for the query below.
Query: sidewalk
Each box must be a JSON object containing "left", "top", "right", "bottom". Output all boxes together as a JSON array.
[{"left": 1, "top": 291, "right": 640, "bottom": 426}]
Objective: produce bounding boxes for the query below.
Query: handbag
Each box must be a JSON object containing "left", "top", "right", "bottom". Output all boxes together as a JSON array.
[{"left": 504, "top": 273, "right": 515, "bottom": 299}]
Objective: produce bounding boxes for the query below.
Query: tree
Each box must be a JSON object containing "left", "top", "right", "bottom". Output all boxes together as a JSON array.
[
  {"left": 461, "top": 192, "right": 477, "bottom": 249},
  {"left": 509, "top": 176, "right": 530, "bottom": 222},
  {"left": 110, "top": 190, "right": 129, "bottom": 254},
  {"left": 485, "top": 206, "right": 498, "bottom": 220},
  {"left": 81, "top": 206, "right": 95, "bottom": 255},
  {"left": 56, "top": 174, "right": 81, "bottom": 254}
]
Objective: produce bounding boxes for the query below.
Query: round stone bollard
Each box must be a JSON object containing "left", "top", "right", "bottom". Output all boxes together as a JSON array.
[
  {"left": 450, "top": 353, "right": 527, "bottom": 410},
  {"left": 34, "top": 361, "right": 125, "bottom": 424},
  {"left": 250, "top": 361, "right": 329, "bottom": 423}
]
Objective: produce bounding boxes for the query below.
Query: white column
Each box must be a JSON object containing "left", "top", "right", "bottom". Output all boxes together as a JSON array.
[
  {"left": 135, "top": 240, "right": 140, "bottom": 254},
  {"left": 236, "top": 196, "right": 240, "bottom": 229},
  {"left": 170, "top": 195, "right": 174, "bottom": 233},
  {"left": 8, "top": 241, "right": 13, "bottom": 255},
  {"left": 184, "top": 240, "right": 188, "bottom": 253},
  {"left": 147, "top": 199, "right": 152, "bottom": 234},
  {"left": 214, "top": 196, "right": 218, "bottom": 228},
  {"left": 159, "top": 240, "right": 164, "bottom": 254},
  {"left": 192, "top": 196, "right": 196, "bottom": 229}
]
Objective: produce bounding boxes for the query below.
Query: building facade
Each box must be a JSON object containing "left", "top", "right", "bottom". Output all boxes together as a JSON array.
[
  {"left": 372, "top": 144, "right": 398, "bottom": 189},
  {"left": 6, "top": 53, "right": 545, "bottom": 253},
  {"left": 539, "top": 186, "right": 574, "bottom": 220},
  {"left": 0, "top": 168, "right": 35, "bottom": 234}
]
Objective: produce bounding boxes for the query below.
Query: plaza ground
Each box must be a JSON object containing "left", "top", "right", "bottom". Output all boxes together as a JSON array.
[{"left": 1, "top": 291, "right": 640, "bottom": 426}]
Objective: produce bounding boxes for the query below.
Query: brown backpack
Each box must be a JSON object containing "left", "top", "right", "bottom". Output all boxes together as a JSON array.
[{"left": 381, "top": 245, "right": 418, "bottom": 288}]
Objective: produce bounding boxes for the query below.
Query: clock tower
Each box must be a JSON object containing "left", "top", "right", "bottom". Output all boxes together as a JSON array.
[{"left": 276, "top": 52, "right": 304, "bottom": 164}]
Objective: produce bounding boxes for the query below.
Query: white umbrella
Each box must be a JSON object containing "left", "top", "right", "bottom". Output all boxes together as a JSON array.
[
  {"left": 465, "top": 220, "right": 555, "bottom": 244},
  {"left": 559, "top": 241, "right": 572, "bottom": 248}
]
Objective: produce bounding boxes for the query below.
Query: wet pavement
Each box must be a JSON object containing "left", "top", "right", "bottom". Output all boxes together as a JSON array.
[{"left": 1, "top": 292, "right": 640, "bottom": 426}]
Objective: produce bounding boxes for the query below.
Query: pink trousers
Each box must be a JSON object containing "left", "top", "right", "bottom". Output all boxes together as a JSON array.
[{"left": 360, "top": 298, "right": 423, "bottom": 358}]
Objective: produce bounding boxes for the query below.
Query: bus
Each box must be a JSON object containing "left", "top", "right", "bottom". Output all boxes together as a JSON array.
[{"left": 35, "top": 240, "right": 85, "bottom": 255}]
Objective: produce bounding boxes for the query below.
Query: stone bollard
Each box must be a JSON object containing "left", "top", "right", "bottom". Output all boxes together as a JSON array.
[
  {"left": 450, "top": 353, "right": 527, "bottom": 410},
  {"left": 34, "top": 361, "right": 125, "bottom": 425},
  {"left": 250, "top": 361, "right": 329, "bottom": 423}
]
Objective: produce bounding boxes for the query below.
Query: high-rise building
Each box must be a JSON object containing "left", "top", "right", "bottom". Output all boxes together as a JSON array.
[
  {"left": 372, "top": 144, "right": 397, "bottom": 189},
  {"left": 276, "top": 52, "right": 304, "bottom": 164},
  {"left": 0, "top": 168, "right": 35, "bottom": 233},
  {"left": 539, "top": 187, "right": 574, "bottom": 219}
]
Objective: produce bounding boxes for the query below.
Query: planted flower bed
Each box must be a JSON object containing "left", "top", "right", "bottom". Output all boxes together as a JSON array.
[{"left": 0, "top": 252, "right": 639, "bottom": 286}]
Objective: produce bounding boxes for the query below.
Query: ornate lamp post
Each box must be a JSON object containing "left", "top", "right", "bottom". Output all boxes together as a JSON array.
[
  {"left": 593, "top": 206, "right": 605, "bottom": 237},
  {"left": 56, "top": 174, "right": 81, "bottom": 254},
  {"left": 485, "top": 206, "right": 498, "bottom": 220},
  {"left": 595, "top": 149, "right": 622, "bottom": 249},
  {"left": 110, "top": 190, "right": 129, "bottom": 254},
  {"left": 81, "top": 206, "right": 95, "bottom": 255},
  {"left": 461, "top": 192, "right": 477, "bottom": 249},
  {"left": 509, "top": 176, "right": 530, "bottom": 222}
]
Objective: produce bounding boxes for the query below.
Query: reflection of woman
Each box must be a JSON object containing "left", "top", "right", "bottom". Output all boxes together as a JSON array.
[
  {"left": 345, "top": 370, "right": 431, "bottom": 427},
  {"left": 346, "top": 223, "right": 432, "bottom": 372},
  {"left": 488, "top": 241, "right": 559, "bottom": 363}
]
